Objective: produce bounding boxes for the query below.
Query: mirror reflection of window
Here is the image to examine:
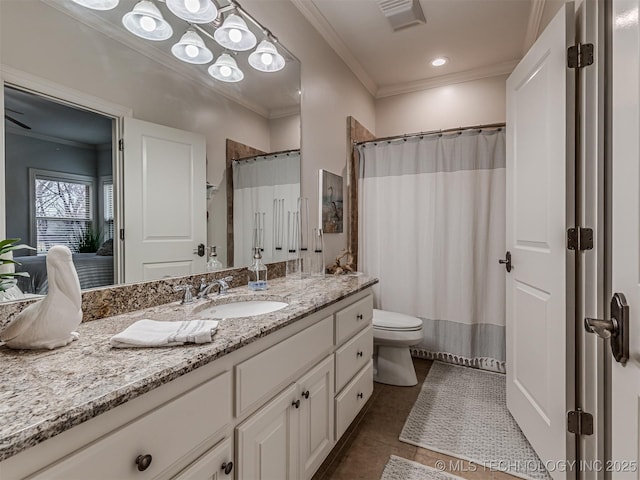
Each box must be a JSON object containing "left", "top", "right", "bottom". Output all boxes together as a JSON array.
[{"left": 32, "top": 170, "right": 94, "bottom": 254}]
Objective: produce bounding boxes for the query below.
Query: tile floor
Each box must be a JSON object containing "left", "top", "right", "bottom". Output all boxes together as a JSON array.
[{"left": 313, "top": 358, "right": 521, "bottom": 480}]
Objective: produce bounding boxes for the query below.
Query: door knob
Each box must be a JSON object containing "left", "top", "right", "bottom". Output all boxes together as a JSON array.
[
  {"left": 499, "top": 251, "right": 512, "bottom": 272},
  {"left": 584, "top": 292, "right": 629, "bottom": 364},
  {"left": 292, "top": 399, "right": 300, "bottom": 409},
  {"left": 301, "top": 390, "right": 310, "bottom": 399}
]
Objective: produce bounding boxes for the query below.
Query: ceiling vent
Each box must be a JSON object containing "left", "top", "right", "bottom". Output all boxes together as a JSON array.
[{"left": 377, "top": 0, "right": 426, "bottom": 31}]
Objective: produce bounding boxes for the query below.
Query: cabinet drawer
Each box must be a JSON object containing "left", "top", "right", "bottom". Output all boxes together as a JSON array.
[
  {"left": 31, "top": 371, "right": 232, "bottom": 480},
  {"left": 335, "top": 295, "right": 373, "bottom": 346},
  {"left": 172, "top": 437, "right": 233, "bottom": 480},
  {"left": 335, "top": 361, "right": 373, "bottom": 439},
  {"left": 236, "top": 316, "right": 333, "bottom": 416},
  {"left": 335, "top": 326, "right": 373, "bottom": 392}
]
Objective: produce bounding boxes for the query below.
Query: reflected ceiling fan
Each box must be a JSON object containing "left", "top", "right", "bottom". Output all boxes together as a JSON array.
[{"left": 4, "top": 108, "right": 31, "bottom": 130}]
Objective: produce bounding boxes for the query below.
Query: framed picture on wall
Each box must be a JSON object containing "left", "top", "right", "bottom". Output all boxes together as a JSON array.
[{"left": 318, "top": 169, "right": 343, "bottom": 234}]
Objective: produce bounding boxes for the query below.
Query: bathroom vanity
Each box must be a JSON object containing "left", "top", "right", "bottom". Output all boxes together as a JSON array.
[{"left": 0, "top": 275, "right": 376, "bottom": 480}]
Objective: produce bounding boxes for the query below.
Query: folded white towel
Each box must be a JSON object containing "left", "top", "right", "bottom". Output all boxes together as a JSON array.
[{"left": 110, "top": 319, "right": 219, "bottom": 348}]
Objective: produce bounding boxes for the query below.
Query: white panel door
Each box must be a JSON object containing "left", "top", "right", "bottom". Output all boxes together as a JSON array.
[
  {"left": 505, "top": 4, "right": 575, "bottom": 476},
  {"left": 122, "top": 118, "right": 206, "bottom": 282},
  {"left": 298, "top": 355, "right": 334, "bottom": 480},
  {"left": 610, "top": 0, "right": 640, "bottom": 475}
]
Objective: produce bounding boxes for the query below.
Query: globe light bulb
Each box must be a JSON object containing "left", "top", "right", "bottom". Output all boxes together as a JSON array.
[
  {"left": 228, "top": 28, "right": 242, "bottom": 43},
  {"left": 140, "top": 15, "right": 157, "bottom": 32},
  {"left": 185, "top": 44, "right": 199, "bottom": 58},
  {"left": 260, "top": 52, "right": 273, "bottom": 66},
  {"left": 220, "top": 65, "right": 232, "bottom": 77},
  {"left": 184, "top": 0, "right": 199, "bottom": 13}
]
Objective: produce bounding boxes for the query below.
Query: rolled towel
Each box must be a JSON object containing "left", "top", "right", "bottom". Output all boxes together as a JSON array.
[{"left": 110, "top": 319, "right": 219, "bottom": 348}]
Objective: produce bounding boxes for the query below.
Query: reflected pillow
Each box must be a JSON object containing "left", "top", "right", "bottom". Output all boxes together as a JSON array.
[{"left": 96, "top": 239, "right": 114, "bottom": 256}]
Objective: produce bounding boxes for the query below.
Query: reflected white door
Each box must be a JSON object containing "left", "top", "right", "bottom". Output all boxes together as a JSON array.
[
  {"left": 122, "top": 118, "right": 206, "bottom": 282},
  {"left": 610, "top": 0, "right": 640, "bottom": 475},
  {"left": 505, "top": 4, "right": 575, "bottom": 477}
]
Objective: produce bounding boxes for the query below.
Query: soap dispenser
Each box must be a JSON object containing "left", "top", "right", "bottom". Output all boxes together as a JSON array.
[
  {"left": 206, "top": 245, "right": 223, "bottom": 271},
  {"left": 248, "top": 247, "right": 268, "bottom": 291}
]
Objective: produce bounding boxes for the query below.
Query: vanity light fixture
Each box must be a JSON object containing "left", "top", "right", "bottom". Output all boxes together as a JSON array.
[
  {"left": 71, "top": 0, "right": 119, "bottom": 10},
  {"left": 208, "top": 53, "right": 244, "bottom": 82},
  {"left": 431, "top": 57, "right": 448, "bottom": 67},
  {"left": 214, "top": 13, "right": 257, "bottom": 51},
  {"left": 122, "top": 0, "right": 173, "bottom": 41},
  {"left": 166, "top": 0, "right": 218, "bottom": 24},
  {"left": 248, "top": 39, "right": 285, "bottom": 72},
  {"left": 172, "top": 29, "right": 214, "bottom": 64}
]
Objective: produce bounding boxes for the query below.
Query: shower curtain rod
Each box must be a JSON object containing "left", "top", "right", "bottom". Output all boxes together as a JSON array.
[
  {"left": 234, "top": 148, "right": 299, "bottom": 163},
  {"left": 354, "top": 122, "right": 506, "bottom": 147}
]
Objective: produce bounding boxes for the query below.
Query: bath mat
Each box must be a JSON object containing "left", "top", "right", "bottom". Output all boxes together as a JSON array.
[
  {"left": 399, "top": 362, "right": 551, "bottom": 480},
  {"left": 380, "top": 455, "right": 465, "bottom": 480}
]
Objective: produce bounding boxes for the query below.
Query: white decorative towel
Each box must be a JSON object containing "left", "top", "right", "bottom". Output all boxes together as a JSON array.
[{"left": 110, "top": 319, "right": 219, "bottom": 348}]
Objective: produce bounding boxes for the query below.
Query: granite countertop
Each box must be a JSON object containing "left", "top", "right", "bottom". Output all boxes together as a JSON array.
[{"left": 0, "top": 274, "right": 377, "bottom": 462}]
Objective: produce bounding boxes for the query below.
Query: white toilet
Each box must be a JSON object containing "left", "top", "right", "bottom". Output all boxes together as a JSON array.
[{"left": 372, "top": 309, "right": 423, "bottom": 386}]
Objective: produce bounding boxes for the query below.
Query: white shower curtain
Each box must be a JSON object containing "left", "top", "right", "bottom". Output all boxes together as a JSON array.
[
  {"left": 233, "top": 151, "right": 300, "bottom": 266},
  {"left": 358, "top": 129, "right": 506, "bottom": 372}
]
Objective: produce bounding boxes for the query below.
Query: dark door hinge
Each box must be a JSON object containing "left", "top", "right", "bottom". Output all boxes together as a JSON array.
[
  {"left": 119, "top": 229, "right": 125, "bottom": 241},
  {"left": 567, "top": 409, "right": 593, "bottom": 436},
  {"left": 568, "top": 227, "right": 593, "bottom": 251},
  {"left": 568, "top": 43, "right": 594, "bottom": 69},
  {"left": 118, "top": 138, "right": 124, "bottom": 151}
]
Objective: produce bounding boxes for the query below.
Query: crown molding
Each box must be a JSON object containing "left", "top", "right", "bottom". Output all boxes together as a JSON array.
[
  {"left": 375, "top": 60, "right": 519, "bottom": 99},
  {"left": 289, "top": 0, "right": 378, "bottom": 96},
  {"left": 42, "top": 0, "right": 271, "bottom": 119},
  {"left": 523, "top": 0, "right": 546, "bottom": 54},
  {"left": 269, "top": 105, "right": 301, "bottom": 120}
]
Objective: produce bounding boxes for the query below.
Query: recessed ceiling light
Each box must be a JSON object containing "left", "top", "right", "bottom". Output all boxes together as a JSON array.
[{"left": 431, "top": 57, "right": 448, "bottom": 67}]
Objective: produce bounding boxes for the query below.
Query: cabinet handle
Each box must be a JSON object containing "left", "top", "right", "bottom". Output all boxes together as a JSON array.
[
  {"left": 356, "top": 351, "right": 363, "bottom": 358},
  {"left": 356, "top": 314, "right": 364, "bottom": 320},
  {"left": 292, "top": 399, "right": 301, "bottom": 408},
  {"left": 357, "top": 392, "right": 363, "bottom": 399},
  {"left": 135, "top": 454, "right": 153, "bottom": 472},
  {"left": 221, "top": 461, "right": 234, "bottom": 475},
  {"left": 302, "top": 390, "right": 310, "bottom": 399}
]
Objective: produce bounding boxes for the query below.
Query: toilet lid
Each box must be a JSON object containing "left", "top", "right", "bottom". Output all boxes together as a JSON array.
[{"left": 373, "top": 309, "right": 423, "bottom": 331}]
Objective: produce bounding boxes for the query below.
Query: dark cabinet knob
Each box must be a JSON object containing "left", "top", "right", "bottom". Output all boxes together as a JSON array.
[
  {"left": 292, "top": 399, "right": 301, "bottom": 408},
  {"left": 221, "top": 461, "right": 234, "bottom": 475},
  {"left": 356, "top": 351, "right": 363, "bottom": 358},
  {"left": 356, "top": 314, "right": 364, "bottom": 320},
  {"left": 357, "top": 392, "right": 363, "bottom": 399},
  {"left": 135, "top": 454, "right": 153, "bottom": 472},
  {"left": 302, "top": 390, "right": 310, "bottom": 399}
]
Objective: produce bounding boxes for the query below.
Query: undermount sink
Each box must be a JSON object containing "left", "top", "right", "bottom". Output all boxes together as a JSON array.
[{"left": 196, "top": 300, "right": 289, "bottom": 319}]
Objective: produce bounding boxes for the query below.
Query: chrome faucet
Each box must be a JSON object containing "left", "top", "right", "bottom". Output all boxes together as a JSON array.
[
  {"left": 174, "top": 284, "right": 194, "bottom": 305},
  {"left": 198, "top": 276, "right": 234, "bottom": 299}
]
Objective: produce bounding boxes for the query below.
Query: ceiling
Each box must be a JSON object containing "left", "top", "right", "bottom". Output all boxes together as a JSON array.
[
  {"left": 43, "top": 0, "right": 301, "bottom": 118},
  {"left": 292, "top": 0, "right": 555, "bottom": 98},
  {"left": 5, "top": 86, "right": 113, "bottom": 146}
]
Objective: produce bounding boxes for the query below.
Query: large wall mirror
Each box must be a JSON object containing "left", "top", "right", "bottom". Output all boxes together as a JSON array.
[{"left": 0, "top": 0, "right": 300, "bottom": 301}]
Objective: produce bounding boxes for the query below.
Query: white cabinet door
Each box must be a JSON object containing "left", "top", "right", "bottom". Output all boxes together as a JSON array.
[
  {"left": 172, "top": 437, "right": 233, "bottom": 480},
  {"left": 236, "top": 383, "right": 299, "bottom": 480},
  {"left": 298, "top": 355, "right": 334, "bottom": 480},
  {"left": 610, "top": 0, "right": 640, "bottom": 475},
  {"left": 505, "top": 3, "right": 575, "bottom": 477},
  {"left": 122, "top": 117, "right": 206, "bottom": 283}
]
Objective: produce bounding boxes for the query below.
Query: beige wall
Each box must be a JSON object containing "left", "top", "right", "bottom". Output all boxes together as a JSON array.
[
  {"left": 246, "top": 0, "right": 377, "bottom": 263},
  {"left": 375, "top": 75, "right": 508, "bottom": 138},
  {"left": 269, "top": 113, "right": 302, "bottom": 153}
]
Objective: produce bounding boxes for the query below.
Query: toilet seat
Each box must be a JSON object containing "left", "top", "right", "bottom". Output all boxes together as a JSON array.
[{"left": 373, "top": 309, "right": 422, "bottom": 331}]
